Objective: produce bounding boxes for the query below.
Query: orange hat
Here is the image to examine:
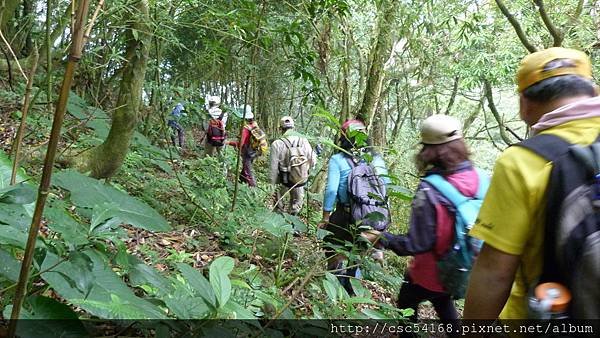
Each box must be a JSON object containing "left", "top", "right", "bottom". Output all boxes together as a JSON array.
[{"left": 516, "top": 47, "right": 592, "bottom": 93}]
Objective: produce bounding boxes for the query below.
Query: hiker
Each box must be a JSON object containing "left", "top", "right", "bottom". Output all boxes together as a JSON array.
[
  {"left": 317, "top": 119, "right": 390, "bottom": 292},
  {"left": 205, "top": 96, "right": 228, "bottom": 157},
  {"left": 228, "top": 105, "right": 268, "bottom": 187},
  {"left": 464, "top": 48, "right": 600, "bottom": 320},
  {"left": 364, "top": 114, "right": 488, "bottom": 323},
  {"left": 167, "top": 102, "right": 185, "bottom": 147},
  {"left": 270, "top": 116, "right": 316, "bottom": 215}
]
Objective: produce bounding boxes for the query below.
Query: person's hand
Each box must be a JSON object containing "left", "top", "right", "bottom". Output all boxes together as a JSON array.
[
  {"left": 361, "top": 230, "right": 383, "bottom": 247},
  {"left": 317, "top": 220, "right": 328, "bottom": 229}
]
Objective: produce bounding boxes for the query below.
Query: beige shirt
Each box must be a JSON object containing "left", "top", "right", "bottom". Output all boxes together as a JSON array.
[{"left": 270, "top": 131, "right": 316, "bottom": 184}]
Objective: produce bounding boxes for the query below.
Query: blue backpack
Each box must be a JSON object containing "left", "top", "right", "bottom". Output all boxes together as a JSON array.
[{"left": 423, "top": 169, "right": 489, "bottom": 299}]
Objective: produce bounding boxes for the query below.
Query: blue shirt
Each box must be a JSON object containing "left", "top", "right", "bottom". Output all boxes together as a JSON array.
[
  {"left": 323, "top": 152, "right": 390, "bottom": 212},
  {"left": 170, "top": 103, "right": 184, "bottom": 118}
]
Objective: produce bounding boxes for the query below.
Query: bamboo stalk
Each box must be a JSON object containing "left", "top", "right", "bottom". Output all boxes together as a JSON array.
[
  {"left": 7, "top": 1, "right": 92, "bottom": 336},
  {"left": 10, "top": 48, "right": 40, "bottom": 185},
  {"left": 46, "top": 0, "right": 53, "bottom": 114}
]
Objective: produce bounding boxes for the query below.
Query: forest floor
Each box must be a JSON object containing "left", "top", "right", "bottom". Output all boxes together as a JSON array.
[{"left": 0, "top": 109, "right": 452, "bottom": 322}]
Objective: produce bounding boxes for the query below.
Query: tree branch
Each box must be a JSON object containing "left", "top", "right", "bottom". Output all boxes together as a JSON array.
[
  {"left": 494, "top": 0, "right": 538, "bottom": 53},
  {"left": 444, "top": 76, "right": 460, "bottom": 115},
  {"left": 533, "top": 0, "right": 564, "bottom": 47},
  {"left": 483, "top": 79, "right": 513, "bottom": 146}
]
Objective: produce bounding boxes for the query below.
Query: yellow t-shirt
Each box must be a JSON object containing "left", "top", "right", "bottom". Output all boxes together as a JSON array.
[{"left": 470, "top": 117, "right": 600, "bottom": 319}]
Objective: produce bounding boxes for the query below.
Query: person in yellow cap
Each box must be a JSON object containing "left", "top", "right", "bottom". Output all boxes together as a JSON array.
[
  {"left": 269, "top": 116, "right": 316, "bottom": 215},
  {"left": 464, "top": 47, "right": 600, "bottom": 319}
]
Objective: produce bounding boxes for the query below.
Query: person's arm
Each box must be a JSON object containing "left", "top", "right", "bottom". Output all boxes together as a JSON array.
[
  {"left": 269, "top": 141, "right": 281, "bottom": 184},
  {"left": 463, "top": 244, "right": 520, "bottom": 319},
  {"left": 318, "top": 157, "right": 340, "bottom": 228},
  {"left": 380, "top": 186, "right": 437, "bottom": 256}
]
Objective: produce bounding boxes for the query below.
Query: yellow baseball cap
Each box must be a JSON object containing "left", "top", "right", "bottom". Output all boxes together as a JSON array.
[{"left": 516, "top": 47, "right": 592, "bottom": 93}]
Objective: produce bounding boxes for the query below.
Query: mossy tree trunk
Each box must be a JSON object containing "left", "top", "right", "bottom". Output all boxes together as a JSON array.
[
  {"left": 356, "top": 0, "right": 398, "bottom": 146},
  {"left": 75, "top": 0, "right": 150, "bottom": 179}
]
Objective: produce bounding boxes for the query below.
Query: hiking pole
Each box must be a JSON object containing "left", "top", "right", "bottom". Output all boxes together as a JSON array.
[{"left": 8, "top": 1, "right": 92, "bottom": 336}]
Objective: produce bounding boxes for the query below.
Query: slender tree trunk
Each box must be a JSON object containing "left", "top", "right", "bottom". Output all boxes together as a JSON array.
[
  {"left": 356, "top": 0, "right": 398, "bottom": 146},
  {"left": 74, "top": 0, "right": 151, "bottom": 179}
]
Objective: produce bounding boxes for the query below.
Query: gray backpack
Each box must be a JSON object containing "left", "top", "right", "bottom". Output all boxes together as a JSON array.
[
  {"left": 346, "top": 156, "right": 389, "bottom": 231},
  {"left": 281, "top": 137, "right": 310, "bottom": 187},
  {"left": 519, "top": 134, "right": 600, "bottom": 318}
]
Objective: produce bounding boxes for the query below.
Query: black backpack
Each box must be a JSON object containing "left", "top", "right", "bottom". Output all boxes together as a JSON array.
[{"left": 518, "top": 134, "right": 600, "bottom": 318}]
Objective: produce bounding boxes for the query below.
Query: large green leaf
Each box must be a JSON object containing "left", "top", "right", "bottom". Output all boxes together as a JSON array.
[
  {"left": 176, "top": 263, "right": 216, "bottom": 307},
  {"left": 0, "top": 248, "right": 21, "bottom": 282},
  {"left": 209, "top": 256, "right": 235, "bottom": 308},
  {"left": 163, "top": 283, "right": 210, "bottom": 319},
  {"left": 52, "top": 170, "right": 170, "bottom": 232},
  {"left": 0, "top": 151, "right": 35, "bottom": 229},
  {"left": 129, "top": 263, "right": 174, "bottom": 296},
  {"left": 254, "top": 211, "right": 293, "bottom": 238},
  {"left": 41, "top": 250, "right": 167, "bottom": 319},
  {"left": 44, "top": 200, "right": 89, "bottom": 246},
  {"left": 0, "top": 183, "right": 36, "bottom": 204},
  {"left": 0, "top": 150, "right": 29, "bottom": 188},
  {"left": 4, "top": 297, "right": 88, "bottom": 337}
]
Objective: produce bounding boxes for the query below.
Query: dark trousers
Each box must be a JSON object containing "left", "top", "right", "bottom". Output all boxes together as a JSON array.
[
  {"left": 397, "top": 274, "right": 458, "bottom": 321},
  {"left": 240, "top": 155, "right": 256, "bottom": 187},
  {"left": 324, "top": 207, "right": 359, "bottom": 295},
  {"left": 168, "top": 120, "right": 184, "bottom": 147}
]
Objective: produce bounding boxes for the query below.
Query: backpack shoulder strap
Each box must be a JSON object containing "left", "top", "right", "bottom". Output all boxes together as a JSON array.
[
  {"left": 516, "top": 134, "right": 572, "bottom": 162},
  {"left": 423, "top": 174, "right": 469, "bottom": 208},
  {"left": 218, "top": 110, "right": 225, "bottom": 120},
  {"left": 345, "top": 155, "right": 356, "bottom": 169},
  {"left": 474, "top": 168, "right": 490, "bottom": 200}
]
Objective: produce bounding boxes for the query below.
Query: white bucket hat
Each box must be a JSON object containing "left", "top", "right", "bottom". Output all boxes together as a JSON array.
[{"left": 420, "top": 114, "right": 463, "bottom": 145}]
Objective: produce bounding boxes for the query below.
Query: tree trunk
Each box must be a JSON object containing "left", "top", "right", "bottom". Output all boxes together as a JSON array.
[
  {"left": 74, "top": 0, "right": 150, "bottom": 179},
  {"left": 0, "top": 0, "right": 19, "bottom": 35},
  {"left": 356, "top": 0, "right": 397, "bottom": 146}
]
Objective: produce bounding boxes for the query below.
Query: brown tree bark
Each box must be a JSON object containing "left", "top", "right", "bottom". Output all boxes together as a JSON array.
[
  {"left": 356, "top": 0, "right": 398, "bottom": 146},
  {"left": 74, "top": 0, "right": 150, "bottom": 179}
]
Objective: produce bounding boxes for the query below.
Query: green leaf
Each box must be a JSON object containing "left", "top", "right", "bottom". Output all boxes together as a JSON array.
[
  {"left": 129, "top": 263, "right": 174, "bottom": 296},
  {"left": 221, "top": 300, "right": 258, "bottom": 321},
  {"left": 361, "top": 308, "right": 389, "bottom": 319},
  {"left": 0, "top": 184, "right": 36, "bottom": 204},
  {"left": 0, "top": 248, "right": 21, "bottom": 282},
  {"left": 209, "top": 256, "right": 235, "bottom": 308},
  {"left": 44, "top": 201, "right": 89, "bottom": 246},
  {"left": 0, "top": 150, "right": 29, "bottom": 188},
  {"left": 52, "top": 170, "right": 170, "bottom": 232},
  {"left": 4, "top": 297, "right": 88, "bottom": 336},
  {"left": 176, "top": 263, "right": 216, "bottom": 307},
  {"left": 41, "top": 250, "right": 166, "bottom": 319}
]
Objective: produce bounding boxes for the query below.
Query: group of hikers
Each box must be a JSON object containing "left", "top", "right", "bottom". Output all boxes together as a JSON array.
[{"left": 170, "top": 47, "right": 600, "bottom": 322}]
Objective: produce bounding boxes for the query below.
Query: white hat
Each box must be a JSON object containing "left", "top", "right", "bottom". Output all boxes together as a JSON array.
[
  {"left": 420, "top": 114, "right": 463, "bottom": 145},
  {"left": 208, "top": 107, "right": 223, "bottom": 119},
  {"left": 242, "top": 105, "right": 253, "bottom": 119},
  {"left": 280, "top": 116, "right": 294, "bottom": 129},
  {"left": 208, "top": 96, "right": 221, "bottom": 106}
]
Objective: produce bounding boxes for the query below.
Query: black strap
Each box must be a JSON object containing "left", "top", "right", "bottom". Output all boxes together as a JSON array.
[
  {"left": 218, "top": 110, "right": 225, "bottom": 121},
  {"left": 516, "top": 134, "right": 572, "bottom": 161}
]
